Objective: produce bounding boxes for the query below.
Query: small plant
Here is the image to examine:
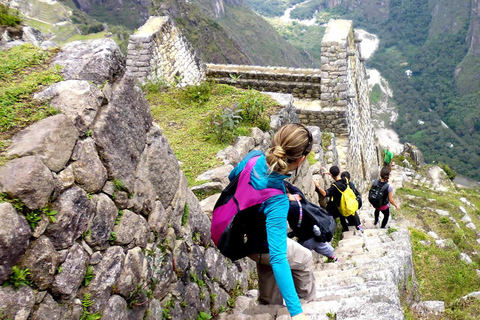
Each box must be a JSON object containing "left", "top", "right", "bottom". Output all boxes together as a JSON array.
[
  {"left": 25, "top": 206, "right": 57, "bottom": 228},
  {"left": 386, "top": 228, "right": 398, "bottom": 236},
  {"left": 321, "top": 132, "right": 333, "bottom": 150},
  {"left": 192, "top": 232, "right": 201, "bottom": 243},
  {"left": 80, "top": 293, "right": 102, "bottom": 320},
  {"left": 115, "top": 210, "right": 124, "bottom": 225},
  {"left": 127, "top": 283, "right": 149, "bottom": 308},
  {"left": 326, "top": 312, "right": 336, "bottom": 319},
  {"left": 210, "top": 293, "right": 216, "bottom": 303},
  {"left": 3, "top": 266, "right": 31, "bottom": 288},
  {"left": 85, "top": 129, "right": 93, "bottom": 137},
  {"left": 207, "top": 103, "right": 243, "bottom": 143},
  {"left": 440, "top": 163, "right": 457, "bottom": 180},
  {"left": 82, "top": 230, "right": 92, "bottom": 241},
  {"left": 181, "top": 203, "right": 189, "bottom": 226},
  {"left": 238, "top": 94, "right": 265, "bottom": 123},
  {"left": 112, "top": 179, "right": 125, "bottom": 191},
  {"left": 162, "top": 297, "right": 175, "bottom": 319},
  {"left": 182, "top": 81, "right": 213, "bottom": 104},
  {"left": 439, "top": 216, "right": 450, "bottom": 224},
  {"left": 197, "top": 311, "right": 212, "bottom": 320},
  {"left": 84, "top": 265, "right": 95, "bottom": 286},
  {"left": 57, "top": 266, "right": 63, "bottom": 274},
  {"left": 25, "top": 211, "right": 42, "bottom": 229},
  {"left": 0, "top": 193, "right": 24, "bottom": 211},
  {"left": 109, "top": 232, "right": 117, "bottom": 244},
  {"left": 229, "top": 73, "right": 242, "bottom": 82}
]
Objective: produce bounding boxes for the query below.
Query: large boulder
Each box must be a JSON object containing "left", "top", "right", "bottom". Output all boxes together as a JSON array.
[
  {"left": 18, "top": 236, "right": 58, "bottom": 290},
  {"left": 53, "top": 38, "right": 125, "bottom": 85},
  {"left": 52, "top": 243, "right": 89, "bottom": 299},
  {"left": 45, "top": 186, "right": 95, "bottom": 249},
  {"left": 93, "top": 75, "right": 152, "bottom": 191},
  {"left": 84, "top": 246, "right": 125, "bottom": 313},
  {"left": 0, "top": 285, "right": 35, "bottom": 320},
  {"left": 85, "top": 193, "right": 118, "bottom": 250},
  {"left": 34, "top": 80, "right": 106, "bottom": 135},
  {"left": 403, "top": 142, "right": 425, "bottom": 167},
  {"left": 6, "top": 115, "right": 79, "bottom": 172},
  {"left": 0, "top": 156, "right": 54, "bottom": 210},
  {"left": 136, "top": 124, "right": 179, "bottom": 208},
  {"left": 114, "top": 248, "right": 148, "bottom": 297},
  {"left": 0, "top": 203, "right": 31, "bottom": 284},
  {"left": 30, "top": 293, "right": 64, "bottom": 320},
  {"left": 70, "top": 138, "right": 108, "bottom": 193}
]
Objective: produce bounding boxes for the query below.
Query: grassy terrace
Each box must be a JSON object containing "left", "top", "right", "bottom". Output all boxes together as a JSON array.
[
  {"left": 143, "top": 81, "right": 283, "bottom": 189},
  {"left": 395, "top": 176, "right": 480, "bottom": 319},
  {"left": 0, "top": 44, "right": 62, "bottom": 160}
]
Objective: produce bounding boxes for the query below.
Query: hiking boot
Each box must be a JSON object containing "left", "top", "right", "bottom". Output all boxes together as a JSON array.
[{"left": 326, "top": 256, "right": 338, "bottom": 263}]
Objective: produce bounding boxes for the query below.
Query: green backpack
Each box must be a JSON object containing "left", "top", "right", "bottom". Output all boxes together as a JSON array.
[{"left": 333, "top": 178, "right": 359, "bottom": 217}]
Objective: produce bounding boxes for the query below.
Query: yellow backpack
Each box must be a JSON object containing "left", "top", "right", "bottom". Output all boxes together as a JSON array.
[{"left": 333, "top": 178, "right": 359, "bottom": 217}]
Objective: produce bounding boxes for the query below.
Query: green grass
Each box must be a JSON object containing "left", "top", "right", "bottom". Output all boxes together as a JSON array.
[
  {"left": 369, "top": 83, "right": 382, "bottom": 104},
  {"left": 145, "top": 83, "right": 281, "bottom": 187},
  {"left": 396, "top": 185, "right": 480, "bottom": 319},
  {"left": 0, "top": 44, "right": 62, "bottom": 160}
]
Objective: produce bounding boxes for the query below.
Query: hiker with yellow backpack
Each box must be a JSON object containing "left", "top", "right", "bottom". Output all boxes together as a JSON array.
[{"left": 314, "top": 166, "right": 363, "bottom": 233}]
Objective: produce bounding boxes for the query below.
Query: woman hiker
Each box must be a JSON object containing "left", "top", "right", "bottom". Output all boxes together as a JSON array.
[{"left": 226, "top": 123, "right": 315, "bottom": 320}]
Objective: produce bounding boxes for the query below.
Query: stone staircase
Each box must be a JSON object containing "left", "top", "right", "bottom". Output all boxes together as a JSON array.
[{"left": 219, "top": 168, "right": 413, "bottom": 320}]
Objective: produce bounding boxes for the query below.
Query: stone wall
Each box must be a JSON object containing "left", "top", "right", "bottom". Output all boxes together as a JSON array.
[
  {"left": 124, "top": 17, "right": 380, "bottom": 191},
  {"left": 205, "top": 64, "right": 321, "bottom": 99},
  {"left": 319, "top": 20, "right": 379, "bottom": 191},
  {"left": 0, "top": 39, "right": 254, "bottom": 320},
  {"left": 126, "top": 16, "right": 206, "bottom": 86}
]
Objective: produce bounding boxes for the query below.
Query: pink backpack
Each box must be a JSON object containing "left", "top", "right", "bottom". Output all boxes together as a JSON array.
[{"left": 211, "top": 156, "right": 284, "bottom": 261}]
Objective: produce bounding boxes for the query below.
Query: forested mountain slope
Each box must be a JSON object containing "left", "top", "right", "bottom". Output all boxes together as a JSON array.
[
  {"left": 57, "top": 0, "right": 316, "bottom": 67},
  {"left": 247, "top": 0, "right": 480, "bottom": 180}
]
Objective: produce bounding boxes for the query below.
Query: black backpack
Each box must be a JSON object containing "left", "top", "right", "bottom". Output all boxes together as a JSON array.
[
  {"left": 285, "top": 182, "right": 336, "bottom": 243},
  {"left": 368, "top": 180, "right": 389, "bottom": 208}
]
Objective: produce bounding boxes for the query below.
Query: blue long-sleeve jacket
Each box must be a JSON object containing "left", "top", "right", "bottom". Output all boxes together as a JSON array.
[{"left": 229, "top": 150, "right": 303, "bottom": 316}]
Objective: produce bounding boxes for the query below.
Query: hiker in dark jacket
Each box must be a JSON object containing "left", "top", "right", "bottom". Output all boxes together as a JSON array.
[
  {"left": 372, "top": 167, "right": 400, "bottom": 228},
  {"left": 340, "top": 171, "right": 364, "bottom": 232},
  {"left": 314, "top": 165, "right": 350, "bottom": 232}
]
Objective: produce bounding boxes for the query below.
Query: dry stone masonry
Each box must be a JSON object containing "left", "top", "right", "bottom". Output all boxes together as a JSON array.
[
  {"left": 206, "top": 64, "right": 322, "bottom": 99},
  {"left": 0, "top": 15, "right": 426, "bottom": 320},
  {"left": 126, "top": 16, "right": 206, "bottom": 86},
  {"left": 0, "top": 38, "right": 255, "bottom": 320}
]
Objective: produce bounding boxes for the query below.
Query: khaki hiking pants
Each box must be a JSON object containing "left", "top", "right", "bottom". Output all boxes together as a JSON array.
[{"left": 249, "top": 238, "right": 316, "bottom": 305}]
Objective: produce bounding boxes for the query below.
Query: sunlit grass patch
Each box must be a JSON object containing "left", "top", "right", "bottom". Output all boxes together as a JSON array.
[
  {"left": 0, "top": 44, "right": 63, "bottom": 158},
  {"left": 145, "top": 83, "right": 281, "bottom": 187},
  {"left": 408, "top": 228, "right": 480, "bottom": 314}
]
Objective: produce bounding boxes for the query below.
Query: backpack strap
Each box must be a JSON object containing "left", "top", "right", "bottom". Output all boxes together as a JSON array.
[
  {"left": 292, "top": 194, "right": 303, "bottom": 228},
  {"left": 332, "top": 178, "right": 348, "bottom": 194}
]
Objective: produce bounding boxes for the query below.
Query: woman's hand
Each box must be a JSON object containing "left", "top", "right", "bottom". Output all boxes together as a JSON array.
[{"left": 292, "top": 313, "right": 309, "bottom": 320}]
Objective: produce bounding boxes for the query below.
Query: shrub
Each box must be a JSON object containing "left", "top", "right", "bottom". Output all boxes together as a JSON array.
[
  {"left": 207, "top": 103, "right": 243, "bottom": 143},
  {"left": 182, "top": 81, "right": 213, "bottom": 104},
  {"left": 440, "top": 163, "right": 457, "bottom": 180},
  {"left": 4, "top": 266, "right": 31, "bottom": 288},
  {"left": 0, "top": 4, "right": 22, "bottom": 27}
]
